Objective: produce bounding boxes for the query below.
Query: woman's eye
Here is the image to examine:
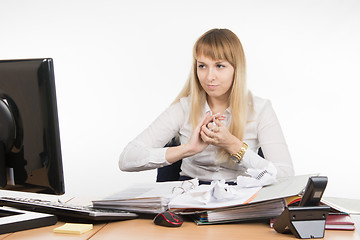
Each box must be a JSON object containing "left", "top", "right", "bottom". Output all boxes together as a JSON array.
[
  {"left": 217, "top": 64, "right": 225, "bottom": 68},
  {"left": 198, "top": 65, "right": 206, "bottom": 69}
]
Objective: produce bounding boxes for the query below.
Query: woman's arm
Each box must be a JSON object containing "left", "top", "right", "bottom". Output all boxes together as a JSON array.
[
  {"left": 242, "top": 100, "right": 295, "bottom": 178},
  {"left": 119, "top": 101, "right": 213, "bottom": 171},
  {"left": 119, "top": 102, "right": 185, "bottom": 171}
]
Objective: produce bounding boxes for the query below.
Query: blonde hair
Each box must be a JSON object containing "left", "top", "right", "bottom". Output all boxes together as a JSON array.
[{"left": 174, "top": 28, "right": 250, "bottom": 162}]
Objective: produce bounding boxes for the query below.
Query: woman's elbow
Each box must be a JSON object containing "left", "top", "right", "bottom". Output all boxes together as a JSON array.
[
  {"left": 118, "top": 152, "right": 132, "bottom": 171},
  {"left": 118, "top": 160, "right": 127, "bottom": 171}
]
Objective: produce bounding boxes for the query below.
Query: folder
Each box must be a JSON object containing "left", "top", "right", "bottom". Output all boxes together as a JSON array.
[
  {"left": 93, "top": 181, "right": 196, "bottom": 214},
  {"left": 321, "top": 197, "right": 360, "bottom": 215},
  {"left": 193, "top": 198, "right": 286, "bottom": 225}
]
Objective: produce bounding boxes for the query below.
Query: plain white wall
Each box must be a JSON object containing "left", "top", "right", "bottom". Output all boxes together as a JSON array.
[{"left": 1, "top": 0, "right": 359, "bottom": 200}]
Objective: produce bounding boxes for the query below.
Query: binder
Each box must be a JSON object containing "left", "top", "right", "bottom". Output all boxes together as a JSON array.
[
  {"left": 192, "top": 198, "right": 286, "bottom": 225},
  {"left": 93, "top": 180, "right": 197, "bottom": 214},
  {"left": 171, "top": 174, "right": 316, "bottom": 225}
]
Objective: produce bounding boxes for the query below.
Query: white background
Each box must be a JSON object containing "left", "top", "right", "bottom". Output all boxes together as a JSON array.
[{"left": 1, "top": 0, "right": 359, "bottom": 200}]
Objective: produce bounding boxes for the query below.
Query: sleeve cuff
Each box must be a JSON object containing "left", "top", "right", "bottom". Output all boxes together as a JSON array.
[
  {"left": 241, "top": 149, "right": 269, "bottom": 169},
  {"left": 148, "top": 147, "right": 171, "bottom": 166}
]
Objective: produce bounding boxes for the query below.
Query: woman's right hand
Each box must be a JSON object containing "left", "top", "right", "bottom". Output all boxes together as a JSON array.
[
  {"left": 165, "top": 112, "right": 212, "bottom": 163},
  {"left": 185, "top": 112, "right": 212, "bottom": 155}
]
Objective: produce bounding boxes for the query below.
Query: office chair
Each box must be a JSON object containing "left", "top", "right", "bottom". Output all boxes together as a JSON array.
[
  {"left": 156, "top": 137, "right": 264, "bottom": 182},
  {"left": 156, "top": 137, "right": 182, "bottom": 182}
]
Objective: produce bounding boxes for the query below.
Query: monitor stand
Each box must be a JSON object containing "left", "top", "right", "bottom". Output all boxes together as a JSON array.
[{"left": 0, "top": 206, "right": 57, "bottom": 234}]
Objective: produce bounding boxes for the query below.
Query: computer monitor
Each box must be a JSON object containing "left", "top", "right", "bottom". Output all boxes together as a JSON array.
[
  {"left": 0, "top": 58, "right": 65, "bottom": 195},
  {"left": 0, "top": 58, "right": 64, "bottom": 234}
]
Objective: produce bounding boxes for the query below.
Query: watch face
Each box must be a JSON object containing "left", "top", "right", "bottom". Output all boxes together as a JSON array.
[{"left": 231, "top": 155, "right": 241, "bottom": 163}]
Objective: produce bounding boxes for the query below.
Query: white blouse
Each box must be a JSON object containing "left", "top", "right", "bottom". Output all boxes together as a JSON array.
[{"left": 119, "top": 95, "right": 294, "bottom": 182}]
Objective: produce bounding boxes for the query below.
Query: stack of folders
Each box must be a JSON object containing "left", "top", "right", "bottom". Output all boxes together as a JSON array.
[
  {"left": 93, "top": 181, "right": 196, "bottom": 214},
  {"left": 320, "top": 197, "right": 360, "bottom": 231},
  {"left": 93, "top": 174, "right": 316, "bottom": 224},
  {"left": 168, "top": 174, "right": 315, "bottom": 225},
  {"left": 191, "top": 199, "right": 286, "bottom": 225}
]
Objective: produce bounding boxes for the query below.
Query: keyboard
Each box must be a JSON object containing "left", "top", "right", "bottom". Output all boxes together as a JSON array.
[{"left": 0, "top": 197, "right": 138, "bottom": 222}]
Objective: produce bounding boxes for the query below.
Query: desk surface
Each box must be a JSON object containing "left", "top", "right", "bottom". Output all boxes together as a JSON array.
[{"left": 1, "top": 218, "right": 359, "bottom": 240}]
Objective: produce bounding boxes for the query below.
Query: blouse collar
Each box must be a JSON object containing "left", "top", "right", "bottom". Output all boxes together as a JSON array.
[{"left": 204, "top": 101, "right": 232, "bottom": 115}]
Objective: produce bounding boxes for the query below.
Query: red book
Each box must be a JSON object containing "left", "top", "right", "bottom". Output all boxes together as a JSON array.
[{"left": 325, "top": 214, "right": 355, "bottom": 231}]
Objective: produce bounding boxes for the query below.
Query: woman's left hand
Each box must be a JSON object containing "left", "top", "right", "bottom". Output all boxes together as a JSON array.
[{"left": 200, "top": 113, "right": 242, "bottom": 154}]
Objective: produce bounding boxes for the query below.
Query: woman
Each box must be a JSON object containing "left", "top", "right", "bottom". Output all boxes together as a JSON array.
[{"left": 119, "top": 28, "right": 294, "bottom": 183}]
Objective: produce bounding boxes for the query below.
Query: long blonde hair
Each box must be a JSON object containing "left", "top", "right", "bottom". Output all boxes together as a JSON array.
[{"left": 174, "top": 28, "right": 250, "bottom": 162}]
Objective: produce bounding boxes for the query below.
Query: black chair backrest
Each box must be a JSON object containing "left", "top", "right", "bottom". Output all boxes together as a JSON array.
[
  {"left": 156, "top": 160, "right": 182, "bottom": 182},
  {"left": 156, "top": 137, "right": 182, "bottom": 182}
]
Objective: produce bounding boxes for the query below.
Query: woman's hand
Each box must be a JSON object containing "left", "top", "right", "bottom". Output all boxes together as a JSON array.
[
  {"left": 166, "top": 112, "right": 213, "bottom": 163},
  {"left": 200, "top": 113, "right": 242, "bottom": 155},
  {"left": 184, "top": 112, "right": 213, "bottom": 156},
  {"left": 166, "top": 112, "right": 242, "bottom": 163}
]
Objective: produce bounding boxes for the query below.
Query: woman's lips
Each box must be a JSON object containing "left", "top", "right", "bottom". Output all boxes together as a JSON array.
[{"left": 207, "top": 84, "right": 218, "bottom": 90}]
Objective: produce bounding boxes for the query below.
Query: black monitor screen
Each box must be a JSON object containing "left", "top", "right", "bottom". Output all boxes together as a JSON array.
[{"left": 0, "top": 58, "right": 64, "bottom": 195}]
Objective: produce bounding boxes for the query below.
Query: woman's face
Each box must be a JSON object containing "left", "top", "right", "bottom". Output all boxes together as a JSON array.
[{"left": 196, "top": 55, "right": 235, "bottom": 101}]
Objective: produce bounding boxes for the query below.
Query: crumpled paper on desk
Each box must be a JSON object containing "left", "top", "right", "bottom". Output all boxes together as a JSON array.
[
  {"left": 168, "top": 180, "right": 261, "bottom": 209},
  {"left": 187, "top": 180, "right": 241, "bottom": 204},
  {"left": 236, "top": 164, "right": 277, "bottom": 188},
  {"left": 168, "top": 165, "right": 277, "bottom": 209}
]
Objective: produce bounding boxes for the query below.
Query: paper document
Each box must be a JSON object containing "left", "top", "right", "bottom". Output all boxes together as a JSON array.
[{"left": 168, "top": 181, "right": 261, "bottom": 210}]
